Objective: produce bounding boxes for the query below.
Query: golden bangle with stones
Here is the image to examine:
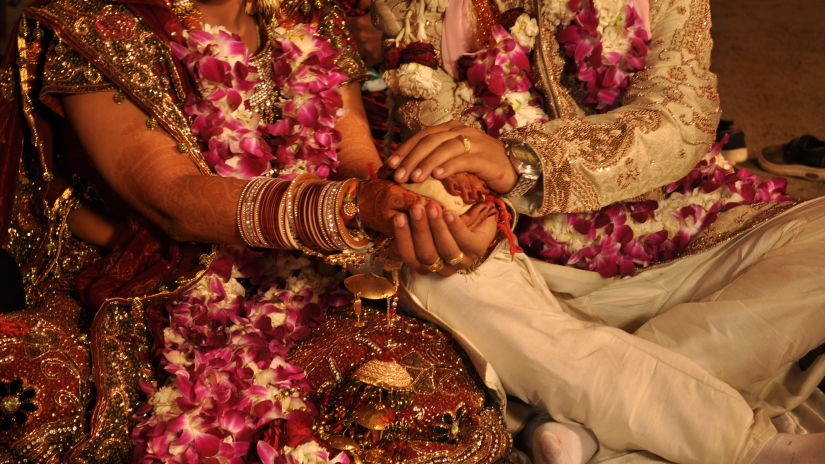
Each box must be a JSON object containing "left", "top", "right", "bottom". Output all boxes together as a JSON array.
[{"left": 423, "top": 257, "right": 444, "bottom": 273}]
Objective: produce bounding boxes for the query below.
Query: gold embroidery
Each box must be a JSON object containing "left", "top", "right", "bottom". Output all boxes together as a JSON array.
[
  {"left": 66, "top": 299, "right": 152, "bottom": 463},
  {"left": 0, "top": 416, "right": 84, "bottom": 464},
  {"left": 248, "top": 46, "right": 279, "bottom": 122},
  {"left": 41, "top": 36, "right": 115, "bottom": 96},
  {"left": 28, "top": 0, "right": 211, "bottom": 175},
  {"left": 504, "top": 0, "right": 720, "bottom": 215},
  {"left": 502, "top": 110, "right": 663, "bottom": 212},
  {"left": 290, "top": 305, "right": 512, "bottom": 464},
  {"left": 16, "top": 17, "right": 53, "bottom": 183},
  {"left": 317, "top": 1, "right": 369, "bottom": 84},
  {"left": 0, "top": 290, "right": 92, "bottom": 464},
  {"left": 531, "top": 0, "right": 586, "bottom": 120},
  {"left": 0, "top": 68, "right": 14, "bottom": 101}
]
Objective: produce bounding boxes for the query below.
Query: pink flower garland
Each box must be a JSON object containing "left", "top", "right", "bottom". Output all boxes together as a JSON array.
[
  {"left": 170, "top": 24, "right": 347, "bottom": 179},
  {"left": 268, "top": 25, "right": 348, "bottom": 180},
  {"left": 557, "top": 0, "right": 649, "bottom": 112},
  {"left": 132, "top": 24, "right": 352, "bottom": 463},
  {"left": 463, "top": 19, "right": 548, "bottom": 137},
  {"left": 518, "top": 140, "right": 792, "bottom": 278},
  {"left": 171, "top": 26, "right": 274, "bottom": 179}
]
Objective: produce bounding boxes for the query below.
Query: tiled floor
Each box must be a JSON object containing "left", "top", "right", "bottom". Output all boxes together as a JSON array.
[{"left": 711, "top": 0, "right": 825, "bottom": 200}]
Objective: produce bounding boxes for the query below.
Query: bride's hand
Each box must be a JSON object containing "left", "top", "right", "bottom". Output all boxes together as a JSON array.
[
  {"left": 387, "top": 121, "right": 518, "bottom": 194},
  {"left": 357, "top": 178, "right": 425, "bottom": 235},
  {"left": 391, "top": 200, "right": 498, "bottom": 276}
]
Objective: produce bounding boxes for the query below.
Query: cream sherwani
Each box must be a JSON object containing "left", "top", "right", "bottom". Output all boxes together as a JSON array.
[
  {"left": 403, "top": 197, "right": 825, "bottom": 464},
  {"left": 373, "top": 0, "right": 825, "bottom": 462}
]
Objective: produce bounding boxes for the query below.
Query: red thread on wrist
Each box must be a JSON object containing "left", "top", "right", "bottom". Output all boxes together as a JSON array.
[{"left": 488, "top": 195, "right": 522, "bottom": 258}]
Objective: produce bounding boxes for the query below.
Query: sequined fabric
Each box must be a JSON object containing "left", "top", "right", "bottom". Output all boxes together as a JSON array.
[
  {"left": 0, "top": 0, "right": 507, "bottom": 462},
  {"left": 289, "top": 305, "right": 512, "bottom": 464}
]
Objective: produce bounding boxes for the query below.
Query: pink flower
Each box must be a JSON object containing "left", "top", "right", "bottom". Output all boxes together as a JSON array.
[{"left": 134, "top": 24, "right": 351, "bottom": 463}]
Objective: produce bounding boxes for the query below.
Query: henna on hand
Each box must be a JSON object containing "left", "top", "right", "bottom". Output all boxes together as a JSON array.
[
  {"left": 358, "top": 179, "right": 422, "bottom": 235},
  {"left": 441, "top": 172, "right": 490, "bottom": 204}
]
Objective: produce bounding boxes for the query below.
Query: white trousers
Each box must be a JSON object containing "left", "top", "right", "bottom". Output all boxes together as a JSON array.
[{"left": 401, "top": 197, "right": 825, "bottom": 464}]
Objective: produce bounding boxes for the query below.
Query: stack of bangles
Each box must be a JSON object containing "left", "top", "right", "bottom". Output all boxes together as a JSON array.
[{"left": 236, "top": 174, "right": 375, "bottom": 261}]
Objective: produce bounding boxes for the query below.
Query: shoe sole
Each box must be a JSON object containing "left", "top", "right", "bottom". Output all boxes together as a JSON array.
[{"left": 757, "top": 146, "right": 825, "bottom": 181}]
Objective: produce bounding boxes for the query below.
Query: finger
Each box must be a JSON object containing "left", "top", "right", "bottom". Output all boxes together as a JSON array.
[
  {"left": 426, "top": 202, "right": 470, "bottom": 268},
  {"left": 391, "top": 213, "right": 421, "bottom": 270},
  {"left": 447, "top": 207, "right": 498, "bottom": 257},
  {"left": 428, "top": 155, "right": 476, "bottom": 183},
  {"left": 460, "top": 202, "right": 494, "bottom": 230},
  {"left": 442, "top": 177, "right": 460, "bottom": 197},
  {"left": 409, "top": 201, "right": 441, "bottom": 271},
  {"left": 393, "top": 131, "right": 461, "bottom": 183},
  {"left": 390, "top": 120, "right": 465, "bottom": 166},
  {"left": 388, "top": 184, "right": 424, "bottom": 212},
  {"left": 408, "top": 137, "right": 469, "bottom": 183},
  {"left": 461, "top": 185, "right": 476, "bottom": 205}
]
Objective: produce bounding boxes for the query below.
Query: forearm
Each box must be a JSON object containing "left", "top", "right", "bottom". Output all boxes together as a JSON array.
[
  {"left": 333, "top": 83, "right": 383, "bottom": 180},
  {"left": 63, "top": 91, "right": 246, "bottom": 245},
  {"left": 140, "top": 174, "right": 246, "bottom": 244}
]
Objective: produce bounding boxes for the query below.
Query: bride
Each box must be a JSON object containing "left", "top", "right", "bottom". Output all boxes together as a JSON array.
[{"left": 0, "top": 0, "right": 508, "bottom": 462}]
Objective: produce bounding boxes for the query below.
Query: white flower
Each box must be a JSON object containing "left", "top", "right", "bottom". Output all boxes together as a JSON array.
[
  {"left": 503, "top": 91, "right": 548, "bottom": 127},
  {"left": 253, "top": 367, "right": 277, "bottom": 387},
  {"left": 164, "top": 350, "right": 192, "bottom": 368},
  {"left": 543, "top": 0, "right": 577, "bottom": 28},
  {"left": 510, "top": 14, "right": 539, "bottom": 49},
  {"left": 279, "top": 158, "right": 311, "bottom": 176},
  {"left": 163, "top": 326, "right": 185, "bottom": 346},
  {"left": 600, "top": 22, "right": 631, "bottom": 55},
  {"left": 281, "top": 24, "right": 319, "bottom": 56},
  {"left": 150, "top": 386, "right": 183, "bottom": 417},
  {"left": 284, "top": 441, "right": 335, "bottom": 464},
  {"left": 595, "top": 0, "right": 631, "bottom": 54},
  {"left": 594, "top": 0, "right": 627, "bottom": 25},
  {"left": 454, "top": 81, "right": 476, "bottom": 105},
  {"left": 396, "top": 63, "right": 443, "bottom": 99},
  {"left": 382, "top": 69, "right": 400, "bottom": 94}
]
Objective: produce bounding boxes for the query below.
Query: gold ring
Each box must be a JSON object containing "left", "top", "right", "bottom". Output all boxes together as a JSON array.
[
  {"left": 423, "top": 257, "right": 444, "bottom": 273},
  {"left": 447, "top": 251, "right": 465, "bottom": 267},
  {"left": 460, "top": 135, "right": 472, "bottom": 153}
]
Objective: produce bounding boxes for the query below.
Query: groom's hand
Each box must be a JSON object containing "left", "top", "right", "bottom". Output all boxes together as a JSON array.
[{"left": 387, "top": 121, "right": 518, "bottom": 194}]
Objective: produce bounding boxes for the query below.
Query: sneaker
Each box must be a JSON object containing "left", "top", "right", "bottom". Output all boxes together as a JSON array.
[
  {"left": 757, "top": 134, "right": 825, "bottom": 182},
  {"left": 716, "top": 119, "right": 748, "bottom": 163}
]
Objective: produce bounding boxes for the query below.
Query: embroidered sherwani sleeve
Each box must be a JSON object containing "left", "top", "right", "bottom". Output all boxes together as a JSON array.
[{"left": 501, "top": 0, "right": 720, "bottom": 216}]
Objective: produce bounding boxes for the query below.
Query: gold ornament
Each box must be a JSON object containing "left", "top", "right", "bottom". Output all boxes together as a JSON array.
[
  {"left": 344, "top": 273, "right": 397, "bottom": 327},
  {"left": 352, "top": 359, "right": 413, "bottom": 391}
]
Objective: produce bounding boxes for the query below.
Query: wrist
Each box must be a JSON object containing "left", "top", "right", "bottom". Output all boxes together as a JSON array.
[{"left": 503, "top": 141, "right": 541, "bottom": 199}]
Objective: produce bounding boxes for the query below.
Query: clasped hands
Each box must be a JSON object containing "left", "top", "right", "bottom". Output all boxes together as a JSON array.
[{"left": 358, "top": 121, "right": 518, "bottom": 275}]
